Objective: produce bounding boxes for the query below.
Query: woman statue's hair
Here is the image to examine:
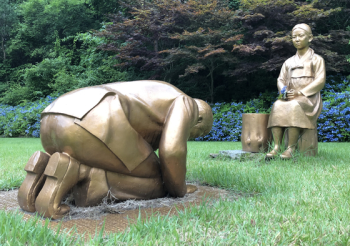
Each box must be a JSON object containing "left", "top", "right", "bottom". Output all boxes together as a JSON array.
[{"left": 292, "top": 23, "right": 312, "bottom": 35}]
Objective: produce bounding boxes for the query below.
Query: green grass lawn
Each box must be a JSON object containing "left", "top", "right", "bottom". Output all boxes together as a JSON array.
[
  {"left": 0, "top": 138, "right": 44, "bottom": 190},
  {"left": 1, "top": 139, "right": 350, "bottom": 245}
]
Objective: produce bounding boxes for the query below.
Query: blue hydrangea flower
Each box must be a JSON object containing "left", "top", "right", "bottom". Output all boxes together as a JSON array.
[{"left": 281, "top": 86, "right": 287, "bottom": 95}]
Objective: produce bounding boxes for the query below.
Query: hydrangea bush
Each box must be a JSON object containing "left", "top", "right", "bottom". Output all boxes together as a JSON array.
[
  {"left": 317, "top": 76, "right": 350, "bottom": 142},
  {"left": 195, "top": 102, "right": 245, "bottom": 141},
  {"left": 317, "top": 92, "right": 350, "bottom": 142},
  {"left": 195, "top": 98, "right": 271, "bottom": 142},
  {"left": 0, "top": 95, "right": 57, "bottom": 138},
  {"left": 197, "top": 76, "right": 350, "bottom": 142},
  {"left": 0, "top": 76, "right": 349, "bottom": 142}
]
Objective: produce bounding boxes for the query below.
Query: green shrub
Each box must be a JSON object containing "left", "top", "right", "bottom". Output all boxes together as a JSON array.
[{"left": 1, "top": 33, "right": 130, "bottom": 105}]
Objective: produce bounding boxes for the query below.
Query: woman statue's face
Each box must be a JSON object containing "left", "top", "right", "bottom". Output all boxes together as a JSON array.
[{"left": 292, "top": 28, "right": 312, "bottom": 50}]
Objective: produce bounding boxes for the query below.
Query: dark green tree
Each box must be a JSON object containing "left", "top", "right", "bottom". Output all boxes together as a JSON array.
[
  {"left": 160, "top": 1, "right": 243, "bottom": 103},
  {"left": 229, "top": 0, "right": 350, "bottom": 78},
  {"left": 0, "top": 0, "right": 17, "bottom": 61},
  {"left": 8, "top": 0, "right": 101, "bottom": 67},
  {"left": 97, "top": 0, "right": 242, "bottom": 102}
]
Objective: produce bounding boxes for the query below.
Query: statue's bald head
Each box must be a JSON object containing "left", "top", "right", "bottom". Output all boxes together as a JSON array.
[{"left": 190, "top": 99, "right": 213, "bottom": 138}]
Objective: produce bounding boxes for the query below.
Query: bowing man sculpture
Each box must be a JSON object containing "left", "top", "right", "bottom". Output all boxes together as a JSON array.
[{"left": 18, "top": 80, "right": 213, "bottom": 219}]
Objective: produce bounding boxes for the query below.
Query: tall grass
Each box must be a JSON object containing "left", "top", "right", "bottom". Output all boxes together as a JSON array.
[
  {"left": 0, "top": 210, "right": 81, "bottom": 245},
  {"left": 1, "top": 139, "right": 350, "bottom": 244}
]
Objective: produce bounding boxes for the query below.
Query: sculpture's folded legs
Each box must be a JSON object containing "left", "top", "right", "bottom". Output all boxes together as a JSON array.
[
  {"left": 73, "top": 165, "right": 109, "bottom": 207},
  {"left": 35, "top": 152, "right": 80, "bottom": 219},
  {"left": 106, "top": 152, "right": 166, "bottom": 200},
  {"left": 18, "top": 151, "right": 51, "bottom": 212}
]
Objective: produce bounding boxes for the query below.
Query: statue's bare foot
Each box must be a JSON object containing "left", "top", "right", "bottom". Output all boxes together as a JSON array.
[
  {"left": 35, "top": 153, "right": 80, "bottom": 219},
  {"left": 186, "top": 184, "right": 198, "bottom": 194},
  {"left": 18, "top": 151, "right": 50, "bottom": 212},
  {"left": 280, "top": 147, "right": 293, "bottom": 159},
  {"left": 265, "top": 149, "right": 279, "bottom": 159}
]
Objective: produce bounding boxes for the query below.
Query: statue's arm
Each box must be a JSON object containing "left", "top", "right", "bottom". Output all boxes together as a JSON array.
[
  {"left": 277, "top": 62, "right": 288, "bottom": 92},
  {"left": 300, "top": 56, "right": 326, "bottom": 97},
  {"left": 158, "top": 95, "right": 199, "bottom": 197}
]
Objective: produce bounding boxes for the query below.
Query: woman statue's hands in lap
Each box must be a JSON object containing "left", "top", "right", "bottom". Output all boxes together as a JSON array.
[{"left": 286, "top": 89, "right": 302, "bottom": 100}]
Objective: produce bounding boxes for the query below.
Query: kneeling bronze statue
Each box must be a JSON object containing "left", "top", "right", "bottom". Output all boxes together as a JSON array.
[{"left": 18, "top": 80, "right": 213, "bottom": 219}]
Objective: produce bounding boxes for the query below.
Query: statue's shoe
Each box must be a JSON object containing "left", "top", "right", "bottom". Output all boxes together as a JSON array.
[
  {"left": 280, "top": 148, "right": 293, "bottom": 160},
  {"left": 265, "top": 149, "right": 278, "bottom": 159},
  {"left": 18, "top": 151, "right": 50, "bottom": 213}
]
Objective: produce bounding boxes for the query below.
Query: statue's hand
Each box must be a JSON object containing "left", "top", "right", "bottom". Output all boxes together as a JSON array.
[{"left": 286, "top": 89, "right": 301, "bottom": 100}]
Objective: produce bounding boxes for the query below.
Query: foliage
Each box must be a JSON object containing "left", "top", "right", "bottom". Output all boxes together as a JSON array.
[
  {"left": 0, "top": 0, "right": 118, "bottom": 105},
  {"left": 97, "top": 0, "right": 350, "bottom": 103},
  {"left": 227, "top": 0, "right": 241, "bottom": 9},
  {"left": 88, "top": 0, "right": 121, "bottom": 20},
  {"left": 318, "top": 91, "right": 350, "bottom": 142},
  {"left": 0, "top": 95, "right": 56, "bottom": 137},
  {"left": 0, "top": 0, "right": 17, "bottom": 61},
  {"left": 195, "top": 97, "right": 271, "bottom": 142},
  {"left": 196, "top": 76, "right": 350, "bottom": 142},
  {"left": 0, "top": 33, "right": 130, "bottom": 104},
  {"left": 0, "top": 0, "right": 349, "bottom": 105},
  {"left": 231, "top": 0, "right": 350, "bottom": 78},
  {"left": 7, "top": 0, "right": 100, "bottom": 66},
  {"left": 97, "top": 0, "right": 243, "bottom": 102},
  {"left": 160, "top": 2, "right": 243, "bottom": 103},
  {"left": 1, "top": 76, "right": 350, "bottom": 142},
  {"left": 97, "top": 0, "right": 188, "bottom": 77},
  {"left": 317, "top": 76, "right": 350, "bottom": 142}
]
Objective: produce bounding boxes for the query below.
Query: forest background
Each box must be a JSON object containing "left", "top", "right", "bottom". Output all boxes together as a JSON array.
[{"left": 0, "top": 0, "right": 349, "bottom": 141}]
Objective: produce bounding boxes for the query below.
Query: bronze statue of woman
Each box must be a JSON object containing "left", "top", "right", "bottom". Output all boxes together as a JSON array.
[{"left": 266, "top": 23, "right": 326, "bottom": 159}]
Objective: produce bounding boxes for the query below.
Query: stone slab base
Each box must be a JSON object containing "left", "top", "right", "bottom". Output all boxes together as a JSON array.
[{"left": 210, "top": 150, "right": 260, "bottom": 160}]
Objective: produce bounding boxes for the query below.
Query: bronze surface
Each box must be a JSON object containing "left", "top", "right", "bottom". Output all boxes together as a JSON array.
[
  {"left": 241, "top": 113, "right": 272, "bottom": 153},
  {"left": 266, "top": 24, "right": 325, "bottom": 158},
  {"left": 18, "top": 80, "right": 213, "bottom": 219},
  {"left": 283, "top": 128, "right": 318, "bottom": 156}
]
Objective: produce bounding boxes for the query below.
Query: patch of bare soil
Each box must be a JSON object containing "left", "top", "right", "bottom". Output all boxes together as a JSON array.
[{"left": 0, "top": 185, "right": 239, "bottom": 237}]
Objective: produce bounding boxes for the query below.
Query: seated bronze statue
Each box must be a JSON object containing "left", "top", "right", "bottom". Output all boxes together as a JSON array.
[
  {"left": 18, "top": 80, "right": 213, "bottom": 219},
  {"left": 266, "top": 23, "right": 326, "bottom": 159}
]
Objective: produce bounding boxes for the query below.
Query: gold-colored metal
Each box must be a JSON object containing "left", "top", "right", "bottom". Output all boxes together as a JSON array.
[
  {"left": 186, "top": 184, "right": 198, "bottom": 194},
  {"left": 73, "top": 165, "right": 109, "bottom": 207},
  {"left": 18, "top": 151, "right": 50, "bottom": 212},
  {"left": 19, "top": 80, "right": 213, "bottom": 219},
  {"left": 241, "top": 113, "right": 272, "bottom": 152},
  {"left": 35, "top": 152, "right": 80, "bottom": 219},
  {"left": 283, "top": 128, "right": 318, "bottom": 156},
  {"left": 266, "top": 23, "right": 326, "bottom": 158}
]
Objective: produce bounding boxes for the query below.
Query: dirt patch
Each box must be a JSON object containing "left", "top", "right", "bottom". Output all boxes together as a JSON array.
[{"left": 0, "top": 185, "right": 239, "bottom": 237}]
